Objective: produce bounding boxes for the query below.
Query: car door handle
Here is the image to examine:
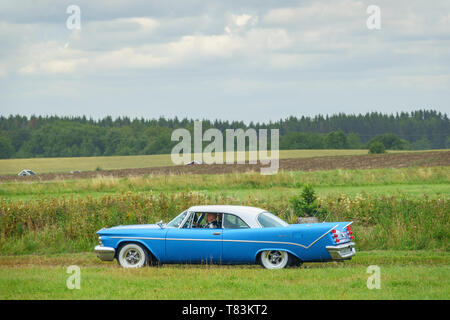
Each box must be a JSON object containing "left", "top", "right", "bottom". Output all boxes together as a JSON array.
[{"left": 212, "top": 232, "right": 221, "bottom": 235}]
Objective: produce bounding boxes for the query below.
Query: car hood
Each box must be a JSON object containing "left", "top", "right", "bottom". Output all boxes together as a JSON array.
[{"left": 97, "top": 224, "right": 161, "bottom": 233}]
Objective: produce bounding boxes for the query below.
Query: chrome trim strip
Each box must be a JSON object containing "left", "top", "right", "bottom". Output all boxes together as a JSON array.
[
  {"left": 304, "top": 224, "right": 339, "bottom": 249},
  {"left": 343, "top": 221, "right": 354, "bottom": 229},
  {"left": 109, "top": 224, "right": 339, "bottom": 250},
  {"left": 223, "top": 238, "right": 307, "bottom": 249},
  {"left": 110, "top": 236, "right": 165, "bottom": 240}
]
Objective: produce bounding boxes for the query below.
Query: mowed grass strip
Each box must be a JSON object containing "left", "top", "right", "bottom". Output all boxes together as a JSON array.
[
  {"left": 1, "top": 250, "right": 447, "bottom": 267},
  {"left": 0, "top": 250, "right": 448, "bottom": 299},
  {"left": 0, "top": 149, "right": 422, "bottom": 175}
]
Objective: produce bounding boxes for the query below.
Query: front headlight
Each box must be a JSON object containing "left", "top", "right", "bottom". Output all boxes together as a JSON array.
[{"left": 98, "top": 236, "right": 103, "bottom": 245}]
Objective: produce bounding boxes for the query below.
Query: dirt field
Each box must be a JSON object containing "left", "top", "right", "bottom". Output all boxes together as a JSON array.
[{"left": 1, "top": 151, "right": 448, "bottom": 182}]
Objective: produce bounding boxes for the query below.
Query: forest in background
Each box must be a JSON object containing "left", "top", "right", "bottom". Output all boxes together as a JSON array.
[{"left": 0, "top": 110, "right": 448, "bottom": 159}]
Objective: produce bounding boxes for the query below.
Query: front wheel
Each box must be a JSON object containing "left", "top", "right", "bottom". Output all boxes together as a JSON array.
[
  {"left": 259, "top": 250, "right": 290, "bottom": 269},
  {"left": 117, "top": 243, "right": 148, "bottom": 268}
]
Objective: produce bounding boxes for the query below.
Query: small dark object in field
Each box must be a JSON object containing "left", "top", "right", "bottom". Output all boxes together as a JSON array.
[
  {"left": 185, "top": 161, "right": 203, "bottom": 165},
  {"left": 17, "top": 169, "right": 36, "bottom": 176}
]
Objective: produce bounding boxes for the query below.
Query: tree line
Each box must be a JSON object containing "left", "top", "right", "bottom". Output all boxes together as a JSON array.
[{"left": 0, "top": 110, "right": 448, "bottom": 159}]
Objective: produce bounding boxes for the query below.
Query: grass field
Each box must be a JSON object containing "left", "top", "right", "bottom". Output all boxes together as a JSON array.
[
  {"left": 0, "top": 251, "right": 448, "bottom": 299},
  {"left": 1, "top": 166, "right": 449, "bottom": 201},
  {"left": 0, "top": 149, "right": 425, "bottom": 175},
  {"left": 0, "top": 152, "right": 448, "bottom": 300}
]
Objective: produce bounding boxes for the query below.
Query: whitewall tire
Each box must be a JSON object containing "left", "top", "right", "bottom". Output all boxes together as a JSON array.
[
  {"left": 117, "top": 243, "right": 148, "bottom": 268},
  {"left": 260, "top": 250, "right": 289, "bottom": 269}
]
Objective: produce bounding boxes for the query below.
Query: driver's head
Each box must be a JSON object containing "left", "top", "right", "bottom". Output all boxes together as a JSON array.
[{"left": 207, "top": 213, "right": 217, "bottom": 223}]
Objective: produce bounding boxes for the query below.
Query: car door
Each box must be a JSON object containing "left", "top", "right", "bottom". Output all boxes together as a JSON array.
[
  {"left": 165, "top": 212, "right": 223, "bottom": 263},
  {"left": 221, "top": 213, "right": 257, "bottom": 264}
]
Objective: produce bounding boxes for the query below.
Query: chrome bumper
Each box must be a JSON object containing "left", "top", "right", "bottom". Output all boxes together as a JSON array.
[
  {"left": 95, "top": 245, "right": 115, "bottom": 261},
  {"left": 326, "top": 242, "right": 356, "bottom": 260}
]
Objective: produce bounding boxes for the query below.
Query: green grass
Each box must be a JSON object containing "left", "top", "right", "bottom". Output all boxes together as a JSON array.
[
  {"left": 212, "top": 184, "right": 450, "bottom": 202},
  {"left": 0, "top": 251, "right": 448, "bottom": 299},
  {"left": 0, "top": 161, "right": 448, "bottom": 299},
  {"left": 1, "top": 166, "right": 449, "bottom": 201},
  {"left": 0, "top": 149, "right": 423, "bottom": 175},
  {"left": 3, "top": 184, "right": 449, "bottom": 202}
]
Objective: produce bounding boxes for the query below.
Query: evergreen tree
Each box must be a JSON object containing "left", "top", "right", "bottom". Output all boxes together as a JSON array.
[{"left": 0, "top": 136, "right": 14, "bottom": 159}]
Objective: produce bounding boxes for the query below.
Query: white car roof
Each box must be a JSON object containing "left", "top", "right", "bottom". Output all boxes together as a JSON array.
[
  {"left": 187, "top": 205, "right": 266, "bottom": 228},
  {"left": 18, "top": 169, "right": 34, "bottom": 175}
]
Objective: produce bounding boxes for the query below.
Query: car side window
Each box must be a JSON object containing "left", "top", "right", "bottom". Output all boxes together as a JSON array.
[
  {"left": 257, "top": 212, "right": 289, "bottom": 228},
  {"left": 223, "top": 214, "right": 249, "bottom": 229}
]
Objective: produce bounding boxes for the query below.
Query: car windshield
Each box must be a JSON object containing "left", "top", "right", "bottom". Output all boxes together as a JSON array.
[
  {"left": 257, "top": 212, "right": 289, "bottom": 228},
  {"left": 166, "top": 210, "right": 188, "bottom": 228}
]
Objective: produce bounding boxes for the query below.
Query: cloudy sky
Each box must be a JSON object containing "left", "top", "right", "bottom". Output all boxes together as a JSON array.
[{"left": 0, "top": 0, "right": 449, "bottom": 122}]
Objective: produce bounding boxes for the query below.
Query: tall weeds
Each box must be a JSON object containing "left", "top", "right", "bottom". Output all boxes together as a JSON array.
[
  {"left": 0, "top": 192, "right": 448, "bottom": 254},
  {"left": 1, "top": 166, "right": 449, "bottom": 198}
]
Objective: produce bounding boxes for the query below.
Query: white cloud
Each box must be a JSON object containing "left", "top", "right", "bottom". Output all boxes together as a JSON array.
[
  {"left": 0, "top": 0, "right": 449, "bottom": 120},
  {"left": 388, "top": 74, "right": 450, "bottom": 90},
  {"left": 225, "top": 13, "right": 258, "bottom": 35},
  {"left": 12, "top": 14, "right": 297, "bottom": 76},
  {"left": 263, "top": 1, "right": 364, "bottom": 25},
  {"left": 167, "top": 34, "right": 242, "bottom": 59},
  {"left": 94, "top": 46, "right": 170, "bottom": 69}
]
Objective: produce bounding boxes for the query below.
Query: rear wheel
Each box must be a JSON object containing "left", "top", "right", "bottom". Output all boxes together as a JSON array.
[
  {"left": 117, "top": 243, "right": 148, "bottom": 268},
  {"left": 260, "top": 250, "right": 289, "bottom": 269},
  {"left": 288, "top": 255, "right": 303, "bottom": 267}
]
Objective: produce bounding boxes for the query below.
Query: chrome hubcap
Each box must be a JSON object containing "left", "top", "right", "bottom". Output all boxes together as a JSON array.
[
  {"left": 124, "top": 249, "right": 141, "bottom": 265},
  {"left": 267, "top": 251, "right": 283, "bottom": 265}
]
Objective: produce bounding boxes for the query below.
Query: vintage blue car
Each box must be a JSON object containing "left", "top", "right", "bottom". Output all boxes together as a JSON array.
[{"left": 95, "top": 205, "right": 356, "bottom": 269}]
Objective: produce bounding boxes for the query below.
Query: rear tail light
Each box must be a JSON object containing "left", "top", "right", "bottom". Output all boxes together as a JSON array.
[{"left": 348, "top": 226, "right": 355, "bottom": 240}]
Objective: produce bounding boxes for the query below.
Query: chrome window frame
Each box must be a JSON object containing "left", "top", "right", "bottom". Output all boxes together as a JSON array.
[{"left": 177, "top": 210, "right": 193, "bottom": 228}]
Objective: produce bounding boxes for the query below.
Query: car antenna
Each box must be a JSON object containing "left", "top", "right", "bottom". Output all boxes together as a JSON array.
[{"left": 322, "top": 210, "right": 332, "bottom": 223}]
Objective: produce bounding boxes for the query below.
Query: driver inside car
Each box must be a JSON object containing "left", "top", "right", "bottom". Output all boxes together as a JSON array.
[{"left": 204, "top": 213, "right": 220, "bottom": 228}]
